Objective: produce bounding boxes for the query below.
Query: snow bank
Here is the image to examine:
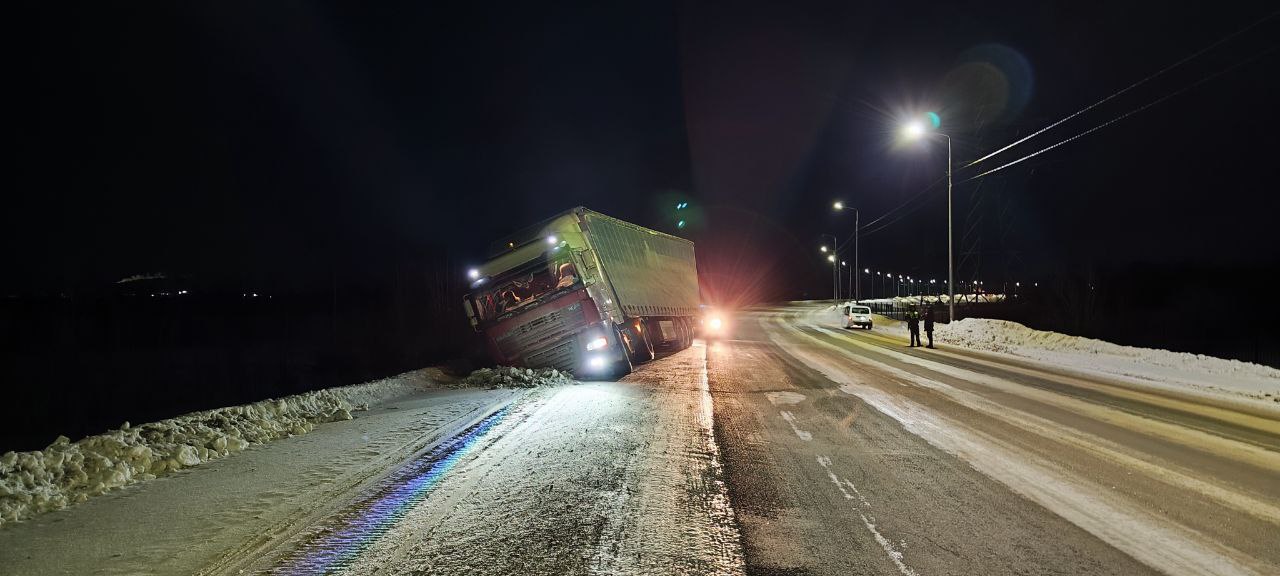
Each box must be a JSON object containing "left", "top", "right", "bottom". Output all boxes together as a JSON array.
[
  {"left": 852, "top": 293, "right": 1005, "bottom": 306},
  {"left": 0, "top": 369, "right": 439, "bottom": 526},
  {"left": 450, "top": 366, "right": 577, "bottom": 389},
  {"left": 865, "top": 315, "right": 1280, "bottom": 405}
]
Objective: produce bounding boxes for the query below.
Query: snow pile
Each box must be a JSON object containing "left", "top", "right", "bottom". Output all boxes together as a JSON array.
[
  {"left": 452, "top": 366, "right": 577, "bottom": 389},
  {"left": 853, "top": 293, "right": 1005, "bottom": 306},
  {"left": 0, "top": 369, "right": 439, "bottom": 526},
  {"left": 867, "top": 315, "right": 1280, "bottom": 404}
]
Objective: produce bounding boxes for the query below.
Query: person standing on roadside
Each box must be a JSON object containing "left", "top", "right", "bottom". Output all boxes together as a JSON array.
[
  {"left": 924, "top": 306, "right": 935, "bottom": 348},
  {"left": 907, "top": 308, "right": 921, "bottom": 347}
]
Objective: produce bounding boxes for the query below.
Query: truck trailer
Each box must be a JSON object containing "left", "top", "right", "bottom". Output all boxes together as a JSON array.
[{"left": 462, "top": 207, "right": 699, "bottom": 377}]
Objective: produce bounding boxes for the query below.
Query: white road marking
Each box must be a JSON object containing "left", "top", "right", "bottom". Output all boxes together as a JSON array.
[
  {"left": 817, "top": 456, "right": 916, "bottom": 576},
  {"left": 779, "top": 411, "right": 813, "bottom": 441},
  {"left": 765, "top": 391, "right": 807, "bottom": 405}
]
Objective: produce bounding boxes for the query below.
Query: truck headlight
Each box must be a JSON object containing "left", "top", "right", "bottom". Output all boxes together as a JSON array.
[
  {"left": 588, "top": 356, "right": 606, "bottom": 370},
  {"left": 586, "top": 336, "right": 608, "bottom": 351},
  {"left": 708, "top": 317, "right": 723, "bottom": 331}
]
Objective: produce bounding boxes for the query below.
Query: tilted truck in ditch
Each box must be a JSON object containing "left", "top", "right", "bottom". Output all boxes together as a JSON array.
[{"left": 463, "top": 207, "right": 700, "bottom": 377}]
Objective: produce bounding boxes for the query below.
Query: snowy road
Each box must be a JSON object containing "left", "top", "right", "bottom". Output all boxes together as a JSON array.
[
  {"left": 0, "top": 344, "right": 745, "bottom": 576},
  {"left": 715, "top": 304, "right": 1279, "bottom": 575},
  {"left": 3, "top": 303, "right": 1277, "bottom": 575}
]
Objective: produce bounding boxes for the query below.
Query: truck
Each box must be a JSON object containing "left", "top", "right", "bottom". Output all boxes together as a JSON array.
[{"left": 462, "top": 207, "right": 700, "bottom": 377}]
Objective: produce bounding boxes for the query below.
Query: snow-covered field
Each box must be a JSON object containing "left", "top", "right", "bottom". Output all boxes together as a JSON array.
[
  {"left": 0, "top": 368, "right": 452, "bottom": 526},
  {"left": 819, "top": 307, "right": 1279, "bottom": 407},
  {"left": 0, "top": 365, "right": 578, "bottom": 527}
]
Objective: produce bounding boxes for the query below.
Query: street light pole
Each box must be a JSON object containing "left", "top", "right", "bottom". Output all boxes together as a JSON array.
[
  {"left": 821, "top": 234, "right": 839, "bottom": 305},
  {"left": 901, "top": 118, "right": 954, "bottom": 322},
  {"left": 945, "top": 133, "right": 954, "bottom": 323},
  {"left": 833, "top": 202, "right": 860, "bottom": 303}
]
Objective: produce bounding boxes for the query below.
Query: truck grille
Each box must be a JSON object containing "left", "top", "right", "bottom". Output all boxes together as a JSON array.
[
  {"left": 525, "top": 340, "right": 580, "bottom": 373},
  {"left": 495, "top": 301, "right": 588, "bottom": 360}
]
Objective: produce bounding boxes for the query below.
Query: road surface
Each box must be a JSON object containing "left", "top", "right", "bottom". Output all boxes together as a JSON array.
[
  {"left": 2, "top": 302, "right": 1276, "bottom": 575},
  {"left": 715, "top": 303, "right": 1278, "bottom": 575}
]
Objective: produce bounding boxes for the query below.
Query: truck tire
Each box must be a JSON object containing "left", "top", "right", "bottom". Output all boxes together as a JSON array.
[
  {"left": 678, "top": 317, "right": 694, "bottom": 349},
  {"left": 616, "top": 323, "right": 652, "bottom": 365},
  {"left": 630, "top": 322, "right": 655, "bottom": 363}
]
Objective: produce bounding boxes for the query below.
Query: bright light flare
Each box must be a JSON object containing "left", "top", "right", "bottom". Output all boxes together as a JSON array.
[
  {"left": 585, "top": 336, "right": 608, "bottom": 351},
  {"left": 467, "top": 268, "right": 480, "bottom": 280},
  {"left": 833, "top": 201, "right": 844, "bottom": 210},
  {"left": 708, "top": 317, "right": 723, "bottom": 331},
  {"left": 903, "top": 120, "right": 926, "bottom": 139},
  {"left": 546, "top": 235, "right": 558, "bottom": 245},
  {"left": 827, "top": 254, "right": 836, "bottom": 262},
  {"left": 588, "top": 356, "right": 606, "bottom": 370}
]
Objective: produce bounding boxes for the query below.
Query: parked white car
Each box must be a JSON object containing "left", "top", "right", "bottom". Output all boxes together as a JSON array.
[{"left": 844, "top": 305, "right": 873, "bottom": 329}]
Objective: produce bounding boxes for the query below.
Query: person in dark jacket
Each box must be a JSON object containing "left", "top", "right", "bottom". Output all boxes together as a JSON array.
[
  {"left": 924, "top": 306, "right": 935, "bottom": 348},
  {"left": 907, "top": 309, "right": 921, "bottom": 347}
]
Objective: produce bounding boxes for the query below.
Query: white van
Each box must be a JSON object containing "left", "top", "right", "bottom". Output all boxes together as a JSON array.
[{"left": 844, "top": 305, "right": 873, "bottom": 330}]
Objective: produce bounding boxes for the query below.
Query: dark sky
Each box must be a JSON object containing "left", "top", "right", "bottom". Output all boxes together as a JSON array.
[{"left": 13, "top": 1, "right": 1279, "bottom": 300}]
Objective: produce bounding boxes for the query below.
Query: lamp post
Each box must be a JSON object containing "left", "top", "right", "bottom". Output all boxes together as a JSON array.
[
  {"left": 841, "top": 261, "right": 849, "bottom": 300},
  {"left": 903, "top": 117, "right": 954, "bottom": 322},
  {"left": 833, "top": 201, "right": 860, "bottom": 302},
  {"left": 820, "top": 235, "right": 839, "bottom": 304}
]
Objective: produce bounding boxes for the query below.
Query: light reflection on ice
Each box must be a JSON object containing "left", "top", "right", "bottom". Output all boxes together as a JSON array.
[{"left": 269, "top": 408, "right": 509, "bottom": 575}]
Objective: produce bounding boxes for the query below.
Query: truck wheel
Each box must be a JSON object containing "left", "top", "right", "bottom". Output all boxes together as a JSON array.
[
  {"left": 610, "top": 325, "right": 636, "bottom": 377},
  {"left": 630, "top": 322, "right": 655, "bottom": 363}
]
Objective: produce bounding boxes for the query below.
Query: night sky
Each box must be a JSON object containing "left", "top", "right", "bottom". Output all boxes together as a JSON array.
[{"left": 14, "top": 1, "right": 1279, "bottom": 301}]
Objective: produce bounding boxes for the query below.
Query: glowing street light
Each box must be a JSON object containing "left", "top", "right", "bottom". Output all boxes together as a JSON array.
[
  {"left": 901, "top": 111, "right": 955, "bottom": 323},
  {"left": 903, "top": 120, "right": 926, "bottom": 139},
  {"left": 833, "top": 201, "right": 860, "bottom": 301},
  {"left": 820, "top": 245, "right": 828, "bottom": 253}
]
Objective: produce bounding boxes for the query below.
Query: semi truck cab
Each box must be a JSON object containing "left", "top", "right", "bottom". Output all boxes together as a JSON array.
[{"left": 463, "top": 207, "right": 698, "bottom": 378}]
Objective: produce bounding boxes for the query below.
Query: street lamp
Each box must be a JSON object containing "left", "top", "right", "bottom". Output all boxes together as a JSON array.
[
  {"left": 833, "top": 201, "right": 860, "bottom": 302},
  {"left": 902, "top": 113, "right": 954, "bottom": 322},
  {"left": 841, "top": 261, "right": 849, "bottom": 300},
  {"left": 821, "top": 234, "right": 839, "bottom": 304}
]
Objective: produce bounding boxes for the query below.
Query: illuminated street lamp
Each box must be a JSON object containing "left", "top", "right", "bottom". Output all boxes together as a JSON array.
[
  {"left": 833, "top": 201, "right": 860, "bottom": 302},
  {"left": 902, "top": 113, "right": 954, "bottom": 322},
  {"left": 821, "top": 234, "right": 839, "bottom": 304}
]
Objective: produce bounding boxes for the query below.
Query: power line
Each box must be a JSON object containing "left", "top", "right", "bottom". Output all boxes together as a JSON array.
[
  {"left": 850, "top": 13, "right": 1277, "bottom": 241},
  {"left": 960, "top": 45, "right": 1277, "bottom": 183},
  {"left": 961, "top": 9, "right": 1278, "bottom": 170}
]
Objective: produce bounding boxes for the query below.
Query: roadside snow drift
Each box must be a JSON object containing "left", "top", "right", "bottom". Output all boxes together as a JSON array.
[
  {"left": 451, "top": 366, "right": 577, "bottom": 389},
  {"left": 832, "top": 308, "right": 1280, "bottom": 405},
  {"left": 0, "top": 369, "right": 441, "bottom": 526}
]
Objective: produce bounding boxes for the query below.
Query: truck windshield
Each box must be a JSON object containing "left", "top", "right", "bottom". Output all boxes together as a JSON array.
[{"left": 472, "top": 257, "right": 581, "bottom": 323}]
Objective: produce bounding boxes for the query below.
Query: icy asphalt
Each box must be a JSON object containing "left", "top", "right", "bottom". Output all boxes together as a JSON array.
[
  {"left": 719, "top": 304, "right": 1278, "bottom": 575},
  {"left": 2, "top": 302, "right": 1277, "bottom": 575}
]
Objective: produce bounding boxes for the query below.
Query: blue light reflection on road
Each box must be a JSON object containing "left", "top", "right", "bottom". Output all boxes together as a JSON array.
[{"left": 272, "top": 407, "right": 510, "bottom": 575}]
